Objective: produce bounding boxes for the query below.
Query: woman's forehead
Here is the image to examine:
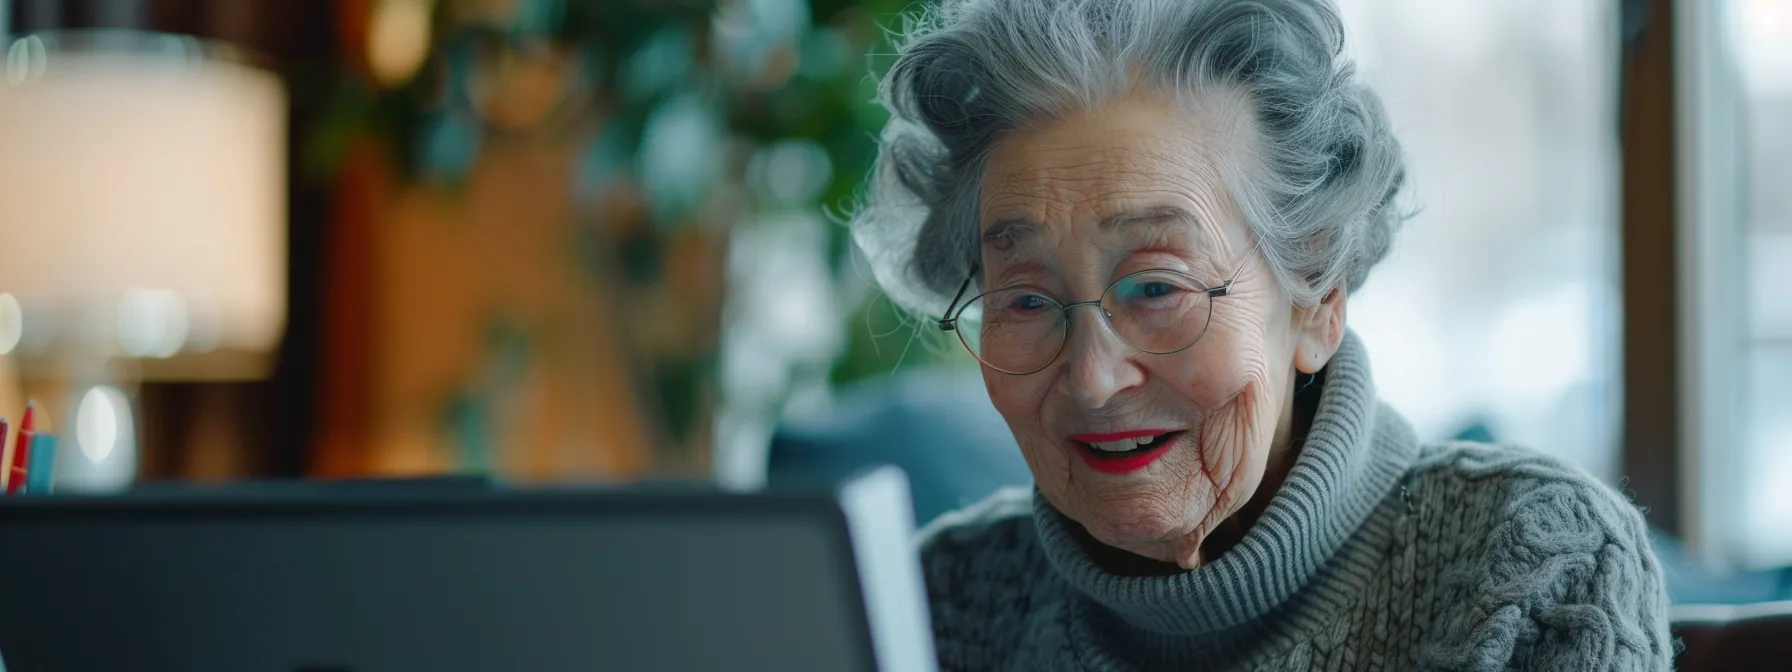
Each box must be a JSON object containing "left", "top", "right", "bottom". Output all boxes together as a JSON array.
[
  {"left": 977, "top": 100, "right": 1245, "bottom": 248},
  {"left": 977, "top": 165, "right": 1242, "bottom": 259},
  {"left": 980, "top": 133, "right": 1227, "bottom": 208}
]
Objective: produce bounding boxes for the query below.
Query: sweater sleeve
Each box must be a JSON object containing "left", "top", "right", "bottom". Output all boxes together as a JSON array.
[
  {"left": 1427, "top": 460, "right": 1675, "bottom": 671},
  {"left": 913, "top": 487, "right": 1039, "bottom": 671}
]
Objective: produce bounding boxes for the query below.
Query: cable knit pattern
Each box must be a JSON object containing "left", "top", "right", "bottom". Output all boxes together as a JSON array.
[{"left": 916, "top": 333, "right": 1673, "bottom": 670}]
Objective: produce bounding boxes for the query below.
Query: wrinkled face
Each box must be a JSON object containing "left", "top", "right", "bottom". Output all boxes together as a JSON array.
[{"left": 977, "top": 94, "right": 1336, "bottom": 568}]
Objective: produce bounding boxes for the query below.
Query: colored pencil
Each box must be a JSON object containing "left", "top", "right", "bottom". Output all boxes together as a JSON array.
[
  {"left": 0, "top": 416, "right": 10, "bottom": 492},
  {"left": 24, "top": 433, "right": 55, "bottom": 494},
  {"left": 7, "top": 402, "right": 35, "bottom": 494}
]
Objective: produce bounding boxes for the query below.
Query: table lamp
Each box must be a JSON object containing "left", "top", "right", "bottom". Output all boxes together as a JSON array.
[{"left": 0, "top": 29, "right": 286, "bottom": 491}]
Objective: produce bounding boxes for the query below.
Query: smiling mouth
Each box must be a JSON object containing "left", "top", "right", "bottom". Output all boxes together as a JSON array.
[{"left": 1070, "top": 431, "right": 1184, "bottom": 475}]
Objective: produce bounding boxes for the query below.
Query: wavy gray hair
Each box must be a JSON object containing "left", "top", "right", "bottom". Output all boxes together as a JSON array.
[{"left": 851, "top": 0, "right": 1407, "bottom": 316}]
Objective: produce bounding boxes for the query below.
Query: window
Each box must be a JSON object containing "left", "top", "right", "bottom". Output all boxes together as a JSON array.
[
  {"left": 1674, "top": 0, "right": 1792, "bottom": 571},
  {"left": 1731, "top": 0, "right": 1792, "bottom": 568},
  {"left": 1337, "top": 0, "right": 1623, "bottom": 481}
]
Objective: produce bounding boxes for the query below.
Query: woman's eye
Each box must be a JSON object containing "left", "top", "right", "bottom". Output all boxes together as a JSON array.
[
  {"left": 1014, "top": 294, "right": 1050, "bottom": 311},
  {"left": 985, "top": 292, "right": 1053, "bottom": 317},
  {"left": 1121, "top": 281, "right": 1184, "bottom": 301}
]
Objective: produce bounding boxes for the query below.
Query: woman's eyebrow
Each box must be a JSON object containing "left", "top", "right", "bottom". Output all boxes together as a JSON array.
[
  {"left": 982, "top": 206, "right": 1199, "bottom": 247},
  {"left": 989, "top": 260, "right": 1051, "bottom": 287},
  {"left": 1100, "top": 206, "right": 1198, "bottom": 234},
  {"left": 981, "top": 218, "right": 1039, "bottom": 248}
]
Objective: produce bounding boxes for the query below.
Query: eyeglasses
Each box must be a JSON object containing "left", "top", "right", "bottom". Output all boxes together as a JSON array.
[{"left": 937, "top": 264, "right": 1244, "bottom": 375}]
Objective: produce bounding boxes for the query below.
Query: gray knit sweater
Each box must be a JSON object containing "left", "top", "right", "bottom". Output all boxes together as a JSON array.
[{"left": 917, "top": 334, "right": 1674, "bottom": 670}]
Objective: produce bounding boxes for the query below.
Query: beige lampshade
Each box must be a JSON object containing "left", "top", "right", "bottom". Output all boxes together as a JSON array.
[{"left": 0, "top": 31, "right": 286, "bottom": 380}]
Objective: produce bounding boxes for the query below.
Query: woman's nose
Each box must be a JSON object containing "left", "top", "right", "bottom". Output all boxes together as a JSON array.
[{"left": 1055, "top": 311, "right": 1146, "bottom": 410}]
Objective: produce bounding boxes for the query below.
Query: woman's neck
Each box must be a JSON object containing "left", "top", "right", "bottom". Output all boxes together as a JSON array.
[{"left": 1200, "top": 370, "right": 1317, "bottom": 561}]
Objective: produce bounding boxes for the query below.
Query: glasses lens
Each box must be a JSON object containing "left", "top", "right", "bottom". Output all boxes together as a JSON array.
[
  {"left": 1102, "top": 270, "right": 1214, "bottom": 354},
  {"left": 956, "top": 288, "right": 1066, "bottom": 373}
]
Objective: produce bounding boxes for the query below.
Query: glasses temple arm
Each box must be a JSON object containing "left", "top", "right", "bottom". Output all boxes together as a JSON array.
[
  {"left": 1212, "top": 234, "right": 1269, "bottom": 298},
  {"left": 1208, "top": 261, "right": 1246, "bottom": 298},
  {"left": 938, "top": 264, "right": 980, "bottom": 331}
]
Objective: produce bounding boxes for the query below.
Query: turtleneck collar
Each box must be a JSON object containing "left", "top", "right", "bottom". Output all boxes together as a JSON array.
[{"left": 1033, "top": 330, "right": 1418, "bottom": 636}]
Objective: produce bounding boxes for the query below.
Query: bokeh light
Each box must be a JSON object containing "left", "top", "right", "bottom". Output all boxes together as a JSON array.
[
  {"left": 369, "top": 0, "right": 435, "bottom": 87},
  {"left": 0, "top": 293, "right": 21, "bottom": 356}
]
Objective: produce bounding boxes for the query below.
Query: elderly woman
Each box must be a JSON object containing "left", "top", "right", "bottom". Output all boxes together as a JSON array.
[{"left": 850, "top": 0, "right": 1674, "bottom": 669}]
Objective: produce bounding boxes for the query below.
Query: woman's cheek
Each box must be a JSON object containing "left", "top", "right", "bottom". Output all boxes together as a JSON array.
[
  {"left": 1159, "top": 341, "right": 1256, "bottom": 409},
  {"left": 984, "top": 373, "right": 1066, "bottom": 473}
]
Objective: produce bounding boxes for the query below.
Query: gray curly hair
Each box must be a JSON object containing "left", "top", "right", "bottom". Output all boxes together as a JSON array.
[{"left": 850, "top": 0, "right": 1407, "bottom": 317}]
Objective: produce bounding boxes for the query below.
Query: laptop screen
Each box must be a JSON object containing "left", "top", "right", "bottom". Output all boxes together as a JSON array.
[{"left": 0, "top": 484, "right": 920, "bottom": 671}]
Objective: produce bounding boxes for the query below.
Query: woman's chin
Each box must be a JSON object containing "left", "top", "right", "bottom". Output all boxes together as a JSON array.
[
  {"left": 1075, "top": 499, "right": 1208, "bottom": 563},
  {"left": 1057, "top": 462, "right": 1216, "bottom": 559},
  {"left": 1077, "top": 515, "right": 1208, "bottom": 571}
]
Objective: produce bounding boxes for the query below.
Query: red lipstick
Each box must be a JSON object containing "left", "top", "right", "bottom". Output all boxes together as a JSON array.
[{"left": 1069, "top": 430, "right": 1182, "bottom": 475}]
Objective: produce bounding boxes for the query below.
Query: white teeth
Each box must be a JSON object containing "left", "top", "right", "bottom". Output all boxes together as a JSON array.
[
  {"left": 1084, "top": 434, "right": 1174, "bottom": 452},
  {"left": 1089, "top": 440, "right": 1138, "bottom": 453}
]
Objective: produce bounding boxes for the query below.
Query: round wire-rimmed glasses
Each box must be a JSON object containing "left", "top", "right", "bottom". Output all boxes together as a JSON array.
[{"left": 937, "top": 266, "right": 1241, "bottom": 375}]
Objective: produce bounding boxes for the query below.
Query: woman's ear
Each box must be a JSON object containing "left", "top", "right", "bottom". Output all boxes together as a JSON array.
[{"left": 1292, "top": 287, "right": 1347, "bottom": 374}]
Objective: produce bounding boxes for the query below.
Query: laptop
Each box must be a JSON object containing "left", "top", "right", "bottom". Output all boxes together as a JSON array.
[{"left": 0, "top": 467, "right": 937, "bottom": 671}]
